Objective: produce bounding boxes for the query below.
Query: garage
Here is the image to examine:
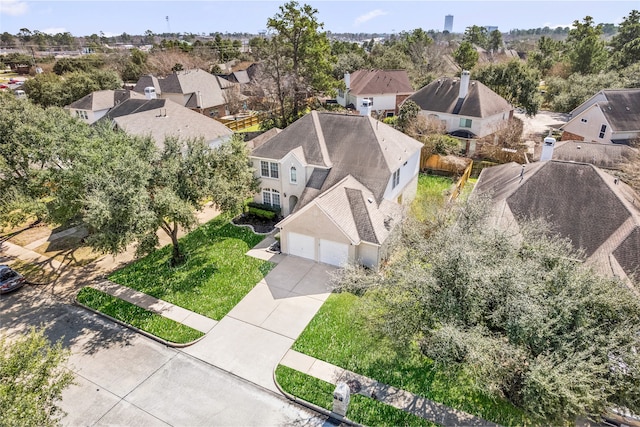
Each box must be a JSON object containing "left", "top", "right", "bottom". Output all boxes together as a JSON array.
[
  {"left": 287, "top": 232, "right": 315, "bottom": 261},
  {"left": 319, "top": 239, "right": 349, "bottom": 267}
]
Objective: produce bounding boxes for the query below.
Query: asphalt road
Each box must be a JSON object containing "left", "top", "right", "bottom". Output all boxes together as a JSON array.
[{"left": 0, "top": 284, "right": 329, "bottom": 427}]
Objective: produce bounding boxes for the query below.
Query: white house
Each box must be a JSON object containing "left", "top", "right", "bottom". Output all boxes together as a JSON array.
[
  {"left": 249, "top": 111, "right": 423, "bottom": 268},
  {"left": 561, "top": 89, "right": 640, "bottom": 144},
  {"left": 66, "top": 89, "right": 146, "bottom": 124},
  {"left": 336, "top": 69, "right": 414, "bottom": 117},
  {"left": 406, "top": 70, "right": 513, "bottom": 138}
]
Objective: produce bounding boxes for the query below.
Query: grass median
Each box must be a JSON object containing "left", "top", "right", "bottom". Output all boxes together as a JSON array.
[
  {"left": 108, "top": 215, "right": 273, "bottom": 320},
  {"left": 77, "top": 287, "right": 204, "bottom": 344}
]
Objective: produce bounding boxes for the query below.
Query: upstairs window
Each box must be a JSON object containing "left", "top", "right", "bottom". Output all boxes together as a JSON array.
[
  {"left": 392, "top": 168, "right": 401, "bottom": 189},
  {"left": 290, "top": 166, "right": 297, "bottom": 184},
  {"left": 599, "top": 124, "right": 607, "bottom": 139},
  {"left": 260, "top": 161, "right": 279, "bottom": 178},
  {"left": 459, "top": 118, "right": 472, "bottom": 128}
]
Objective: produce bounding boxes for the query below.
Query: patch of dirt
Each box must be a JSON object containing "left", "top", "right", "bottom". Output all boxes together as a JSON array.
[
  {"left": 7, "top": 223, "right": 53, "bottom": 247},
  {"left": 232, "top": 213, "right": 279, "bottom": 234}
]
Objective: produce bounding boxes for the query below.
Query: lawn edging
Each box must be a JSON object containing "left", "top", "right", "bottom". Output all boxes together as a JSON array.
[
  {"left": 74, "top": 291, "right": 206, "bottom": 348},
  {"left": 272, "top": 364, "right": 363, "bottom": 427}
]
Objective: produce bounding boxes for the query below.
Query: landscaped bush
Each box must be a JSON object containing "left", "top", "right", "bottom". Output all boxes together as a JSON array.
[
  {"left": 247, "top": 206, "right": 276, "bottom": 220},
  {"left": 246, "top": 201, "right": 281, "bottom": 215}
]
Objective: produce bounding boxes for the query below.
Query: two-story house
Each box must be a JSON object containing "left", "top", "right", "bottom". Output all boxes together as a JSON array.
[
  {"left": 406, "top": 70, "right": 513, "bottom": 138},
  {"left": 66, "top": 89, "right": 146, "bottom": 124},
  {"left": 561, "top": 89, "right": 640, "bottom": 144},
  {"left": 249, "top": 111, "right": 423, "bottom": 268},
  {"left": 133, "top": 69, "right": 241, "bottom": 118},
  {"left": 336, "top": 69, "right": 414, "bottom": 117}
]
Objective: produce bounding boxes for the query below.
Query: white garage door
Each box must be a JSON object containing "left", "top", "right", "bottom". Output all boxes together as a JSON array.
[
  {"left": 319, "top": 239, "right": 349, "bottom": 266},
  {"left": 287, "top": 232, "right": 315, "bottom": 261}
]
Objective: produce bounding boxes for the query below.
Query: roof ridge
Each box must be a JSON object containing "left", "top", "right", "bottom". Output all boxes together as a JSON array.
[{"left": 311, "top": 111, "right": 333, "bottom": 168}]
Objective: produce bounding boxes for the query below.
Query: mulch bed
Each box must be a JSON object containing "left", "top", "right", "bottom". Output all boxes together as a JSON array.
[{"left": 231, "top": 213, "right": 279, "bottom": 234}]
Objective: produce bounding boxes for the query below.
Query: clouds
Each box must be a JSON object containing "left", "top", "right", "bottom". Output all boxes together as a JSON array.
[
  {"left": 354, "top": 9, "right": 388, "bottom": 26},
  {"left": 0, "top": 0, "right": 28, "bottom": 16}
]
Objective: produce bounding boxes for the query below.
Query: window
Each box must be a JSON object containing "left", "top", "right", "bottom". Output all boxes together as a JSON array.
[
  {"left": 260, "top": 161, "right": 279, "bottom": 178},
  {"left": 290, "top": 166, "right": 297, "bottom": 184},
  {"left": 75, "top": 110, "right": 88, "bottom": 120},
  {"left": 459, "top": 118, "right": 472, "bottom": 128},
  {"left": 392, "top": 168, "right": 401, "bottom": 189},
  {"left": 599, "top": 124, "right": 607, "bottom": 139},
  {"left": 262, "top": 188, "right": 280, "bottom": 208},
  {"left": 338, "top": 89, "right": 344, "bottom": 98},
  {"left": 364, "top": 97, "right": 374, "bottom": 106}
]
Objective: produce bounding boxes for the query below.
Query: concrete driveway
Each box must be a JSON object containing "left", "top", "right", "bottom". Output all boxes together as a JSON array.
[{"left": 183, "top": 256, "right": 336, "bottom": 393}]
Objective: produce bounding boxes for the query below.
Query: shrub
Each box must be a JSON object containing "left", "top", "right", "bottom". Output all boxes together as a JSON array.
[{"left": 247, "top": 206, "right": 276, "bottom": 220}]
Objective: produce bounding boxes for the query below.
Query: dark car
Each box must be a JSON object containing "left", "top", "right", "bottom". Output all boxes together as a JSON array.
[{"left": 0, "top": 265, "right": 26, "bottom": 294}]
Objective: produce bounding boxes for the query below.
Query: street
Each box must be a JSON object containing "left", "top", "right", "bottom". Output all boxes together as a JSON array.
[{"left": 0, "top": 283, "right": 329, "bottom": 427}]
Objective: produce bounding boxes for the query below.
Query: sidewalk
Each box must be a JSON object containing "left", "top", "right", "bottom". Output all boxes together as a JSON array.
[{"left": 280, "top": 349, "right": 499, "bottom": 426}]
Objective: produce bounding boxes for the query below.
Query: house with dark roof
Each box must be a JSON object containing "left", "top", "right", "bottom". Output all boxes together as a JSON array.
[
  {"left": 406, "top": 70, "right": 513, "bottom": 139},
  {"left": 473, "top": 160, "right": 640, "bottom": 284},
  {"left": 66, "top": 89, "right": 146, "bottom": 124},
  {"left": 132, "top": 69, "right": 241, "bottom": 118},
  {"left": 249, "top": 111, "right": 423, "bottom": 268},
  {"left": 336, "top": 69, "right": 414, "bottom": 117},
  {"left": 561, "top": 89, "right": 640, "bottom": 145},
  {"left": 101, "top": 97, "right": 233, "bottom": 148},
  {"left": 542, "top": 140, "right": 638, "bottom": 171}
]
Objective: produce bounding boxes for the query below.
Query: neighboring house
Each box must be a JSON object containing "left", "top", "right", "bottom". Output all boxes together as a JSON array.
[
  {"left": 336, "top": 69, "right": 414, "bottom": 117},
  {"left": 406, "top": 70, "right": 513, "bottom": 139},
  {"left": 133, "top": 69, "right": 241, "bottom": 118},
  {"left": 473, "top": 160, "right": 640, "bottom": 284},
  {"left": 561, "top": 89, "right": 640, "bottom": 144},
  {"left": 541, "top": 139, "right": 638, "bottom": 171},
  {"left": 249, "top": 111, "right": 423, "bottom": 268},
  {"left": 101, "top": 97, "right": 233, "bottom": 148},
  {"left": 66, "top": 89, "right": 146, "bottom": 124}
]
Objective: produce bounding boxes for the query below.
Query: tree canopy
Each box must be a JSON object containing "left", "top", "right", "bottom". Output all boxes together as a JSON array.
[
  {"left": 333, "top": 199, "right": 640, "bottom": 424},
  {"left": 0, "top": 328, "right": 74, "bottom": 427}
]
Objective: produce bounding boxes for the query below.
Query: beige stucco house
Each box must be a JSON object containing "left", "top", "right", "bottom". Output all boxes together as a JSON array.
[
  {"left": 336, "top": 69, "right": 414, "bottom": 117},
  {"left": 249, "top": 111, "right": 423, "bottom": 268},
  {"left": 406, "top": 70, "right": 513, "bottom": 139}
]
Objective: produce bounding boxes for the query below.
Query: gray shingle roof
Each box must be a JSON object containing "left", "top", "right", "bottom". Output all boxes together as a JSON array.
[
  {"left": 407, "top": 76, "right": 512, "bottom": 118},
  {"left": 102, "top": 98, "right": 232, "bottom": 147},
  {"left": 550, "top": 140, "right": 638, "bottom": 170},
  {"left": 348, "top": 69, "right": 413, "bottom": 95},
  {"left": 597, "top": 89, "right": 640, "bottom": 132},
  {"left": 474, "top": 160, "right": 640, "bottom": 282},
  {"left": 252, "top": 111, "right": 422, "bottom": 204},
  {"left": 346, "top": 188, "right": 379, "bottom": 244},
  {"left": 68, "top": 89, "right": 145, "bottom": 111}
]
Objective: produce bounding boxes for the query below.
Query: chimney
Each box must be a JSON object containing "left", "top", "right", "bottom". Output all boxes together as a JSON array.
[
  {"left": 359, "top": 99, "right": 372, "bottom": 116},
  {"left": 459, "top": 70, "right": 470, "bottom": 99},
  {"left": 540, "top": 137, "right": 556, "bottom": 161},
  {"left": 344, "top": 72, "right": 350, "bottom": 90},
  {"left": 196, "top": 90, "right": 203, "bottom": 109},
  {"left": 144, "top": 86, "right": 157, "bottom": 100}
]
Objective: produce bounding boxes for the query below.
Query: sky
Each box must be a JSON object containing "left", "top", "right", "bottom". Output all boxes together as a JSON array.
[{"left": 0, "top": 0, "right": 637, "bottom": 37}]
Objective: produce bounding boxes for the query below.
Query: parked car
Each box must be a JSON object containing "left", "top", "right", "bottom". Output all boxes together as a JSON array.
[
  {"left": 0, "top": 84, "right": 8, "bottom": 89},
  {"left": 0, "top": 265, "right": 26, "bottom": 294}
]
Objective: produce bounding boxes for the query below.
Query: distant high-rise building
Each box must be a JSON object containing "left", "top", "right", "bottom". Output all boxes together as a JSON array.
[
  {"left": 444, "top": 15, "right": 454, "bottom": 33},
  {"left": 485, "top": 26, "right": 498, "bottom": 33}
]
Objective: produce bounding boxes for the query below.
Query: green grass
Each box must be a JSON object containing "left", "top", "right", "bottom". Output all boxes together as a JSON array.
[
  {"left": 410, "top": 174, "right": 454, "bottom": 222},
  {"left": 77, "top": 287, "right": 204, "bottom": 344},
  {"left": 108, "top": 215, "right": 273, "bottom": 320},
  {"left": 275, "top": 365, "right": 436, "bottom": 427},
  {"left": 290, "top": 293, "right": 532, "bottom": 427}
]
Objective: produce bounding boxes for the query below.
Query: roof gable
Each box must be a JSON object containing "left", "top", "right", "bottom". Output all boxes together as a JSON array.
[
  {"left": 408, "top": 76, "right": 512, "bottom": 118},
  {"left": 349, "top": 69, "right": 413, "bottom": 95}
]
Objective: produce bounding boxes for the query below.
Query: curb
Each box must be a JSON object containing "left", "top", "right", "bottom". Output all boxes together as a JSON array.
[
  {"left": 272, "top": 364, "right": 363, "bottom": 427},
  {"left": 74, "top": 297, "right": 207, "bottom": 349},
  {"left": 229, "top": 218, "right": 277, "bottom": 236}
]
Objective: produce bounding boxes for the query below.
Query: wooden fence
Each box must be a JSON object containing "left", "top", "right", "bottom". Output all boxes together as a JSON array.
[
  {"left": 215, "top": 113, "right": 265, "bottom": 132},
  {"left": 449, "top": 160, "right": 474, "bottom": 202}
]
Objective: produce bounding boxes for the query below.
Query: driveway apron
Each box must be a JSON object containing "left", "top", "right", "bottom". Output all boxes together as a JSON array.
[{"left": 182, "top": 256, "right": 335, "bottom": 393}]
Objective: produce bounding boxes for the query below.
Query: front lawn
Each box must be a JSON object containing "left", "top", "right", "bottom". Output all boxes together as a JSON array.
[
  {"left": 287, "top": 292, "right": 532, "bottom": 427},
  {"left": 108, "top": 215, "right": 273, "bottom": 320}
]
